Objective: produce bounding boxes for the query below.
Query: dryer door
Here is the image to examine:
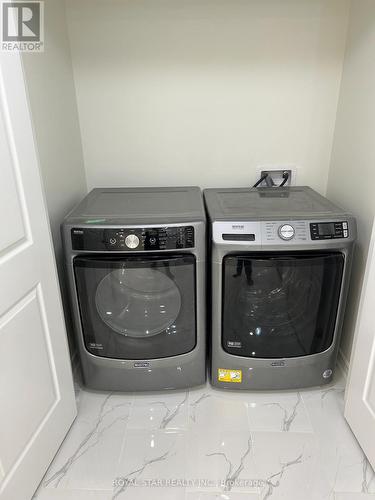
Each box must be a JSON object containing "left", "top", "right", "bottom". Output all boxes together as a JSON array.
[
  {"left": 222, "top": 252, "right": 344, "bottom": 358},
  {"left": 74, "top": 254, "right": 196, "bottom": 359}
]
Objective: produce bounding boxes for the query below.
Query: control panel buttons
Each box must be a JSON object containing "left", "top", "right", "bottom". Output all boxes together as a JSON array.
[
  {"left": 310, "top": 221, "right": 349, "bottom": 240},
  {"left": 72, "top": 226, "right": 195, "bottom": 251},
  {"left": 278, "top": 224, "right": 295, "bottom": 241},
  {"left": 125, "top": 234, "right": 140, "bottom": 249}
]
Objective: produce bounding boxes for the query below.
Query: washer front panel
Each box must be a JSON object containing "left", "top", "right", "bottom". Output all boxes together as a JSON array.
[
  {"left": 73, "top": 254, "right": 197, "bottom": 359},
  {"left": 221, "top": 252, "right": 345, "bottom": 359}
]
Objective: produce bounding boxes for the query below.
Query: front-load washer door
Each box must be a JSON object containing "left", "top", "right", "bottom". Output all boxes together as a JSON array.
[
  {"left": 73, "top": 254, "right": 196, "bottom": 359},
  {"left": 222, "top": 252, "right": 344, "bottom": 358}
]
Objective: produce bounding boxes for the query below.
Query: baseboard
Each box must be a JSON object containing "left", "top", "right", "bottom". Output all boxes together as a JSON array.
[{"left": 337, "top": 348, "right": 350, "bottom": 379}]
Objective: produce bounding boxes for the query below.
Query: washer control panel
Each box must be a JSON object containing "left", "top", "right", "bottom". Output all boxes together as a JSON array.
[
  {"left": 262, "top": 220, "right": 350, "bottom": 244},
  {"left": 310, "top": 221, "right": 349, "bottom": 240},
  {"left": 71, "top": 226, "right": 194, "bottom": 251},
  {"left": 263, "top": 221, "right": 308, "bottom": 243}
]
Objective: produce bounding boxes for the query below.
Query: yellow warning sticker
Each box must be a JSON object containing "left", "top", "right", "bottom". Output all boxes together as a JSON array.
[{"left": 218, "top": 368, "right": 242, "bottom": 383}]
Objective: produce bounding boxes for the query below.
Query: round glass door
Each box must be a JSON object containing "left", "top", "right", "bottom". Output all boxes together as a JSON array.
[
  {"left": 237, "top": 262, "right": 321, "bottom": 330},
  {"left": 222, "top": 253, "right": 344, "bottom": 358},
  {"left": 95, "top": 267, "right": 181, "bottom": 337}
]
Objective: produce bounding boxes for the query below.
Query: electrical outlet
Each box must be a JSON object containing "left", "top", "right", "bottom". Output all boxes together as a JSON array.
[
  {"left": 255, "top": 166, "right": 297, "bottom": 187},
  {"left": 260, "top": 169, "right": 292, "bottom": 187}
]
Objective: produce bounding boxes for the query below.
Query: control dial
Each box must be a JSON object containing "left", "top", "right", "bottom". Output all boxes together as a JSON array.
[
  {"left": 278, "top": 224, "right": 295, "bottom": 241},
  {"left": 125, "top": 234, "right": 140, "bottom": 249}
]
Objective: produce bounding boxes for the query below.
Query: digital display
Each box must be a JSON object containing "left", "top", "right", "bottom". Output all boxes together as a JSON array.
[
  {"left": 310, "top": 221, "right": 347, "bottom": 240},
  {"left": 318, "top": 223, "right": 335, "bottom": 236}
]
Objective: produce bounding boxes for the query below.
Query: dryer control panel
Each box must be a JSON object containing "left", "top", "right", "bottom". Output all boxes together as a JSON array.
[
  {"left": 310, "top": 221, "right": 349, "bottom": 240},
  {"left": 71, "top": 226, "right": 194, "bottom": 251},
  {"left": 212, "top": 219, "right": 353, "bottom": 246}
]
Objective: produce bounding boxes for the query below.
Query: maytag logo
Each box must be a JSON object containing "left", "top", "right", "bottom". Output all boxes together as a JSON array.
[
  {"left": 271, "top": 361, "right": 286, "bottom": 367},
  {"left": 232, "top": 224, "right": 244, "bottom": 230},
  {"left": 133, "top": 361, "right": 150, "bottom": 368}
]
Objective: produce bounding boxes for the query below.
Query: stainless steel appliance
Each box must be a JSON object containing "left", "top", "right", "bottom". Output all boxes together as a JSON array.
[
  {"left": 204, "top": 186, "right": 356, "bottom": 390},
  {"left": 62, "top": 187, "right": 206, "bottom": 391}
]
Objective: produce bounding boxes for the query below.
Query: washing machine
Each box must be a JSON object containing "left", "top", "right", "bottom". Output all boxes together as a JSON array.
[
  {"left": 62, "top": 187, "right": 206, "bottom": 391},
  {"left": 204, "top": 186, "right": 356, "bottom": 390}
]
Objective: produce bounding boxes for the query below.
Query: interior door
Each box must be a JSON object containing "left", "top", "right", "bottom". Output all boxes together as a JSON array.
[
  {"left": 0, "top": 51, "right": 77, "bottom": 499},
  {"left": 345, "top": 219, "right": 375, "bottom": 469}
]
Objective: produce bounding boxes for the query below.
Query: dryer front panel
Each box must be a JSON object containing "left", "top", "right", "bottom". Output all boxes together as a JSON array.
[
  {"left": 74, "top": 254, "right": 196, "bottom": 359},
  {"left": 222, "top": 252, "right": 344, "bottom": 359}
]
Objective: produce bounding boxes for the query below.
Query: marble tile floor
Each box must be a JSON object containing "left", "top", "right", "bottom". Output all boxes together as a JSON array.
[{"left": 34, "top": 369, "right": 375, "bottom": 500}]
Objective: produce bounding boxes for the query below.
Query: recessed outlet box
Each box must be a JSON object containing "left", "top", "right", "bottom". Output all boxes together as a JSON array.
[
  {"left": 255, "top": 166, "right": 297, "bottom": 187},
  {"left": 261, "top": 169, "right": 292, "bottom": 187}
]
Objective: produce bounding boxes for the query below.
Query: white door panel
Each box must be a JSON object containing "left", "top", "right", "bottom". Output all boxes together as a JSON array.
[
  {"left": 0, "top": 288, "right": 57, "bottom": 474},
  {"left": 0, "top": 47, "right": 76, "bottom": 500},
  {"left": 0, "top": 108, "right": 25, "bottom": 252},
  {"left": 345, "top": 217, "right": 375, "bottom": 469}
]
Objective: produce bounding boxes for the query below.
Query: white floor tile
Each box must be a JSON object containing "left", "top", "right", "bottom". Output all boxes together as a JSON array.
[
  {"left": 35, "top": 490, "right": 113, "bottom": 499},
  {"left": 186, "top": 430, "right": 259, "bottom": 494},
  {"left": 127, "top": 391, "right": 189, "bottom": 430},
  {"left": 113, "top": 486, "right": 185, "bottom": 499},
  {"left": 302, "top": 384, "right": 375, "bottom": 496},
  {"left": 36, "top": 372, "right": 375, "bottom": 500},
  {"left": 188, "top": 387, "right": 249, "bottom": 431},
  {"left": 186, "top": 492, "right": 260, "bottom": 499},
  {"left": 40, "top": 392, "right": 131, "bottom": 491},
  {"left": 246, "top": 391, "right": 313, "bottom": 433},
  {"left": 334, "top": 494, "right": 375, "bottom": 500},
  {"left": 114, "top": 430, "right": 186, "bottom": 498},
  {"left": 251, "top": 431, "right": 318, "bottom": 500}
]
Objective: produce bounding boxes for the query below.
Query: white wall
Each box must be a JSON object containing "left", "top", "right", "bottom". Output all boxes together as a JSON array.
[
  {"left": 65, "top": 0, "right": 350, "bottom": 192},
  {"left": 326, "top": 0, "right": 375, "bottom": 368},
  {"left": 22, "top": 0, "right": 87, "bottom": 349}
]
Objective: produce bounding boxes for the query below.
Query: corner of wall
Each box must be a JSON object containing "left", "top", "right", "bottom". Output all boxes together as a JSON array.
[{"left": 21, "top": 0, "right": 88, "bottom": 360}]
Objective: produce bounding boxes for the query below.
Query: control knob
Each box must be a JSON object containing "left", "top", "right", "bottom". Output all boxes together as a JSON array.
[
  {"left": 125, "top": 234, "right": 140, "bottom": 249},
  {"left": 278, "top": 224, "right": 295, "bottom": 241}
]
